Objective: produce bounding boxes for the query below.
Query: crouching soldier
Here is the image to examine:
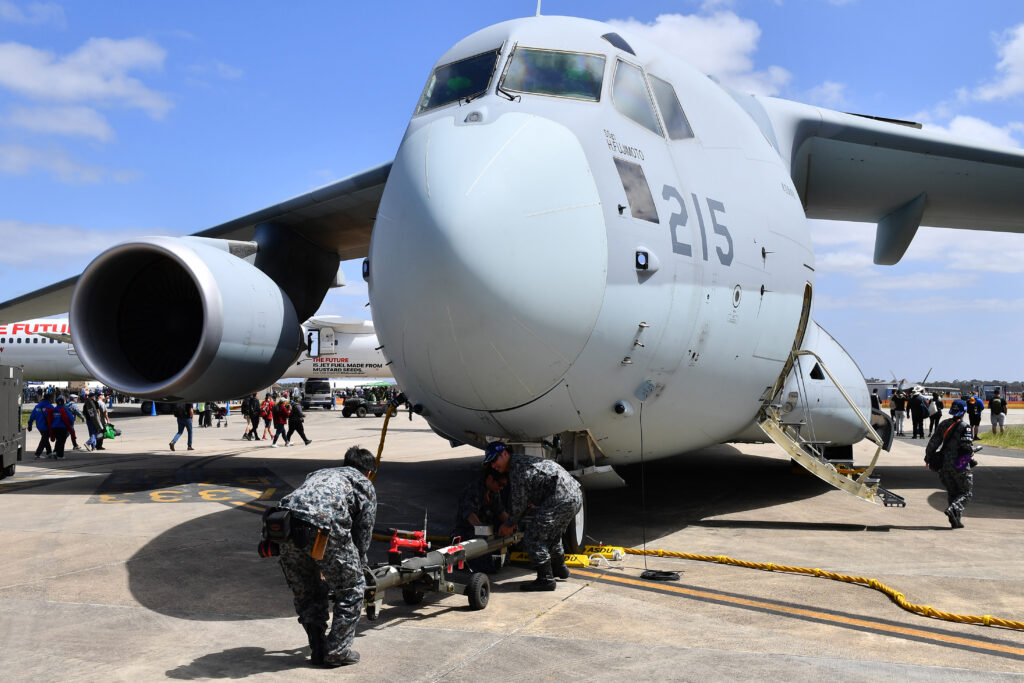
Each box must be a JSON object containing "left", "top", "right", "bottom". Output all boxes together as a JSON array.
[
  {"left": 451, "top": 469, "right": 509, "bottom": 572},
  {"left": 486, "top": 442, "right": 583, "bottom": 591},
  {"left": 277, "top": 446, "right": 377, "bottom": 667}
]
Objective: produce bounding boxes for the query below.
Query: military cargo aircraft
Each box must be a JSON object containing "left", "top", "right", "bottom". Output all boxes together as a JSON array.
[{"left": 2, "top": 15, "right": 1023, "bottom": 516}]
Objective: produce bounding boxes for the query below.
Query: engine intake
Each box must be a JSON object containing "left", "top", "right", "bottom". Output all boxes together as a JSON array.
[{"left": 70, "top": 236, "right": 302, "bottom": 401}]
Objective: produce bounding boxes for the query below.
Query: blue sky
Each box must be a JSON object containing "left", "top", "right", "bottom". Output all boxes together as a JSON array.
[{"left": 1, "top": 0, "right": 1022, "bottom": 382}]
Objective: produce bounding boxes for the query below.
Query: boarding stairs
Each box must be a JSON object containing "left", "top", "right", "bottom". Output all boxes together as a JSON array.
[{"left": 757, "top": 350, "right": 905, "bottom": 507}]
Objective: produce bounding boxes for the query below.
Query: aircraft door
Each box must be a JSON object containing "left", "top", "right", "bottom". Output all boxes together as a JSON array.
[{"left": 306, "top": 327, "right": 334, "bottom": 358}]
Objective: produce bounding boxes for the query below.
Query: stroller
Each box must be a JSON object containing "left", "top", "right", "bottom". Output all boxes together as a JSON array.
[{"left": 212, "top": 403, "right": 229, "bottom": 428}]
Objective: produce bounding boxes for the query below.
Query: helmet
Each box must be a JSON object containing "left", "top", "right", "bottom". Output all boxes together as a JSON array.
[
  {"left": 482, "top": 441, "right": 508, "bottom": 464},
  {"left": 949, "top": 399, "right": 967, "bottom": 416}
]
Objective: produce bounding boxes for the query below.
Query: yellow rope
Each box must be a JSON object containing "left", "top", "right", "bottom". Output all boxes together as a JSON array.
[
  {"left": 621, "top": 547, "right": 1024, "bottom": 630},
  {"left": 370, "top": 403, "right": 396, "bottom": 483}
]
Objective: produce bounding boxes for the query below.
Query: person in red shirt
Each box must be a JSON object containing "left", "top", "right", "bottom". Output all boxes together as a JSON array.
[{"left": 270, "top": 398, "right": 291, "bottom": 447}]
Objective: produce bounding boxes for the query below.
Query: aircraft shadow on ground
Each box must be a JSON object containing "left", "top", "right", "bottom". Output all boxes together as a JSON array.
[{"left": 116, "top": 446, "right": 1024, "bottom": 621}]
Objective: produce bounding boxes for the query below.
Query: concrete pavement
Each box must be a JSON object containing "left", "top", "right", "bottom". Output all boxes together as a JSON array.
[{"left": 1, "top": 407, "right": 1022, "bottom": 681}]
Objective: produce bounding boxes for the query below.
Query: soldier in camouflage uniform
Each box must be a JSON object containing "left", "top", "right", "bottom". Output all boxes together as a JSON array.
[
  {"left": 932, "top": 399, "right": 976, "bottom": 529},
  {"left": 277, "top": 446, "right": 377, "bottom": 667},
  {"left": 486, "top": 442, "right": 583, "bottom": 591},
  {"left": 451, "top": 470, "right": 509, "bottom": 572}
]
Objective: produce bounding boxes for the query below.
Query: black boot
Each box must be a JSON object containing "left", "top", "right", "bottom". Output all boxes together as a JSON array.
[
  {"left": 303, "top": 623, "right": 327, "bottom": 665},
  {"left": 944, "top": 506, "right": 960, "bottom": 529},
  {"left": 551, "top": 555, "right": 570, "bottom": 579},
  {"left": 519, "top": 562, "right": 556, "bottom": 591}
]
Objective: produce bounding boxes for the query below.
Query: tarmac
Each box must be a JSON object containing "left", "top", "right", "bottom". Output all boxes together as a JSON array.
[{"left": 1, "top": 405, "right": 1023, "bottom": 681}]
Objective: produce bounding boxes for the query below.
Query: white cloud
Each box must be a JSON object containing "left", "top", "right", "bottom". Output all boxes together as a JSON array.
[
  {"left": 0, "top": 220, "right": 170, "bottom": 267},
  {"left": 814, "top": 249, "right": 873, "bottom": 274},
  {"left": 923, "top": 115, "right": 1022, "bottom": 148},
  {"left": 6, "top": 105, "right": 115, "bottom": 141},
  {"left": 811, "top": 219, "right": 1024, "bottom": 276},
  {"left": 607, "top": 12, "right": 791, "bottom": 96},
  {"left": 803, "top": 80, "right": 847, "bottom": 109},
  {"left": 0, "top": 38, "right": 171, "bottom": 118},
  {"left": 0, "top": 1, "right": 65, "bottom": 27},
  {"left": 0, "top": 143, "right": 103, "bottom": 183},
  {"left": 186, "top": 59, "right": 244, "bottom": 81},
  {"left": 859, "top": 273, "right": 976, "bottom": 291},
  {"left": 973, "top": 23, "right": 1024, "bottom": 101}
]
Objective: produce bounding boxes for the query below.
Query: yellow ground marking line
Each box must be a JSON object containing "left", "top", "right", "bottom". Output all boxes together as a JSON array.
[{"left": 572, "top": 569, "right": 1024, "bottom": 658}]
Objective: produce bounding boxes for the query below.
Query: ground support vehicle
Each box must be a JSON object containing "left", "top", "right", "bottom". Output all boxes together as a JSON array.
[
  {"left": 0, "top": 365, "right": 25, "bottom": 479},
  {"left": 341, "top": 396, "right": 387, "bottom": 417}
]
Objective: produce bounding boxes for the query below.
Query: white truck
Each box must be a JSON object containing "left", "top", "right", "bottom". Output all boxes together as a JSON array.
[{"left": 301, "top": 378, "right": 335, "bottom": 410}]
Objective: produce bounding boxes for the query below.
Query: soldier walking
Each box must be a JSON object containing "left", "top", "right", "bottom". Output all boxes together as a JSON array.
[{"left": 929, "top": 399, "right": 977, "bottom": 528}]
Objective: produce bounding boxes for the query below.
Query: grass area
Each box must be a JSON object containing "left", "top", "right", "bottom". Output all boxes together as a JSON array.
[
  {"left": 20, "top": 410, "right": 29, "bottom": 428},
  {"left": 976, "top": 425, "right": 1024, "bottom": 450}
]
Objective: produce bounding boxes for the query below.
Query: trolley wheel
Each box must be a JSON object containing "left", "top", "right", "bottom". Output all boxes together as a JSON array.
[
  {"left": 402, "top": 587, "right": 425, "bottom": 605},
  {"left": 1, "top": 463, "right": 13, "bottom": 479},
  {"left": 342, "top": 408, "right": 352, "bottom": 418},
  {"left": 356, "top": 406, "right": 367, "bottom": 418},
  {"left": 467, "top": 572, "right": 490, "bottom": 610}
]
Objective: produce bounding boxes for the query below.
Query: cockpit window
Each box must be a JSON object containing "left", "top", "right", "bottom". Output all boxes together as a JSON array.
[
  {"left": 499, "top": 47, "right": 605, "bottom": 101},
  {"left": 649, "top": 75, "right": 694, "bottom": 140},
  {"left": 416, "top": 49, "right": 501, "bottom": 114},
  {"left": 612, "top": 60, "right": 663, "bottom": 137},
  {"left": 499, "top": 47, "right": 602, "bottom": 101}
]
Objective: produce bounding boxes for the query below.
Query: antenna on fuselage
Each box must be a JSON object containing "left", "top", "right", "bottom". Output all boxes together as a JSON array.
[{"left": 536, "top": 0, "right": 542, "bottom": 16}]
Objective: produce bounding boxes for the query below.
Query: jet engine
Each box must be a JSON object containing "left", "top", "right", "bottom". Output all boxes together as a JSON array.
[{"left": 70, "top": 236, "right": 303, "bottom": 401}]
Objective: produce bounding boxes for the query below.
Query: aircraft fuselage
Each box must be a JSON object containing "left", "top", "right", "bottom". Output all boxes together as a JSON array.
[{"left": 368, "top": 16, "right": 824, "bottom": 462}]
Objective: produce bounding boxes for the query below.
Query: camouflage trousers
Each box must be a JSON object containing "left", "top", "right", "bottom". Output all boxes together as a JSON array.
[
  {"left": 521, "top": 488, "right": 583, "bottom": 566},
  {"left": 939, "top": 468, "right": 973, "bottom": 514},
  {"left": 280, "top": 537, "right": 365, "bottom": 662}
]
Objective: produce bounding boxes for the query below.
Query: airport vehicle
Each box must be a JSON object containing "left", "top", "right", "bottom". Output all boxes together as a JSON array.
[
  {"left": 0, "top": 316, "right": 390, "bottom": 383},
  {"left": 0, "top": 365, "right": 25, "bottom": 479},
  {"left": 341, "top": 395, "right": 387, "bottom": 418},
  {"left": 3, "top": 15, "right": 1024, "bottom": 513},
  {"left": 300, "top": 378, "right": 335, "bottom": 410}
]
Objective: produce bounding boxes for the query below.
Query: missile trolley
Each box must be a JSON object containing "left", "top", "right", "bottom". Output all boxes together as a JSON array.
[{"left": 363, "top": 530, "right": 523, "bottom": 620}]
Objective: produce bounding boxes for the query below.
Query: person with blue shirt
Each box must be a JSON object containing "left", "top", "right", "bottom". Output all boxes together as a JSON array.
[
  {"left": 48, "top": 396, "right": 77, "bottom": 460},
  {"left": 27, "top": 392, "right": 55, "bottom": 458}
]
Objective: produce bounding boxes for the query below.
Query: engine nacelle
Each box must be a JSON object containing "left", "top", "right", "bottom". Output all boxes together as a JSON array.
[{"left": 70, "top": 236, "right": 302, "bottom": 401}]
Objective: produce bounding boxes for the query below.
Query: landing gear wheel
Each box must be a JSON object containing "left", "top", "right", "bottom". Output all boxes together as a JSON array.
[
  {"left": 342, "top": 408, "right": 352, "bottom": 418},
  {"left": 356, "top": 406, "right": 367, "bottom": 418},
  {"left": 402, "top": 587, "right": 425, "bottom": 605},
  {"left": 467, "top": 572, "right": 489, "bottom": 610},
  {"left": 562, "top": 490, "right": 587, "bottom": 554}
]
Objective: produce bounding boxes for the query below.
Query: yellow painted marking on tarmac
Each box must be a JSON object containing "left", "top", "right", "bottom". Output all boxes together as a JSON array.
[
  {"left": 572, "top": 569, "right": 1024, "bottom": 657},
  {"left": 231, "top": 500, "right": 266, "bottom": 512},
  {"left": 98, "top": 493, "right": 129, "bottom": 504},
  {"left": 258, "top": 487, "right": 276, "bottom": 500}
]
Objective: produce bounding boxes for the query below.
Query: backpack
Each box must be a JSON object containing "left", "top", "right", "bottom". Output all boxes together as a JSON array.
[
  {"left": 173, "top": 403, "right": 190, "bottom": 419},
  {"left": 924, "top": 418, "right": 960, "bottom": 471}
]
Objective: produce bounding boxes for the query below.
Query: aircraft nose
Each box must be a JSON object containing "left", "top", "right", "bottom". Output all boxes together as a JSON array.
[{"left": 370, "top": 112, "right": 606, "bottom": 411}]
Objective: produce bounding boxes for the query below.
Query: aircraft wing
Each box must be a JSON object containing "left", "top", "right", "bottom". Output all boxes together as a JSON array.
[
  {"left": 754, "top": 96, "right": 1024, "bottom": 263},
  {"left": 305, "top": 315, "right": 376, "bottom": 334},
  {"left": 0, "top": 161, "right": 392, "bottom": 325}
]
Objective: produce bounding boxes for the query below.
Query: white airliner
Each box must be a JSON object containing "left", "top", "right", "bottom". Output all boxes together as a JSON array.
[
  {"left": 0, "top": 316, "right": 390, "bottom": 383},
  {"left": 3, "top": 15, "right": 1023, "bottom": 514}
]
